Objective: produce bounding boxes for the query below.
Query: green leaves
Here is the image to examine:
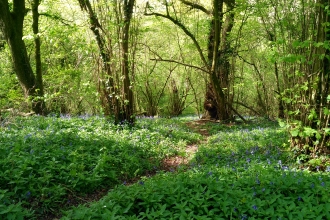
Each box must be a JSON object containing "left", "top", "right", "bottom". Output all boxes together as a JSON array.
[
  {"left": 308, "top": 109, "right": 317, "bottom": 121},
  {"left": 0, "top": 115, "right": 200, "bottom": 218},
  {"left": 0, "top": 190, "right": 33, "bottom": 220},
  {"left": 2, "top": 116, "right": 330, "bottom": 219},
  {"left": 290, "top": 128, "right": 300, "bottom": 137},
  {"left": 59, "top": 119, "right": 330, "bottom": 219}
]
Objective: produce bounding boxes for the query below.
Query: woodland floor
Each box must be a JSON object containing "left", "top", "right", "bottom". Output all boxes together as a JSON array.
[
  {"left": 43, "top": 119, "right": 211, "bottom": 220},
  {"left": 5, "top": 116, "right": 327, "bottom": 219}
]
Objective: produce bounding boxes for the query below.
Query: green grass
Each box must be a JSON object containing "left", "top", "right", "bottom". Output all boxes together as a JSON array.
[{"left": 1, "top": 115, "right": 330, "bottom": 219}]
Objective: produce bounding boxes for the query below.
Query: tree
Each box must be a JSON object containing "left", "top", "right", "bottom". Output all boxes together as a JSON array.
[
  {"left": 206, "top": 0, "right": 237, "bottom": 121},
  {"left": 77, "top": 0, "right": 135, "bottom": 124},
  {"left": 254, "top": 0, "right": 330, "bottom": 157},
  {"left": 121, "top": 0, "right": 135, "bottom": 123},
  {"left": 0, "top": 0, "right": 45, "bottom": 114},
  {"left": 31, "top": 0, "right": 45, "bottom": 113},
  {"left": 145, "top": 0, "right": 245, "bottom": 121}
]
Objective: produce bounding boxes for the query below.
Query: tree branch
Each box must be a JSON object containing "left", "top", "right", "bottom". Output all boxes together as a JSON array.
[
  {"left": 138, "top": 42, "right": 163, "bottom": 60},
  {"left": 237, "top": 53, "right": 263, "bottom": 77},
  {"left": 39, "top": 12, "right": 73, "bottom": 26},
  {"left": 150, "top": 58, "right": 209, "bottom": 73},
  {"left": 233, "top": 101, "right": 262, "bottom": 116},
  {"left": 144, "top": 6, "right": 208, "bottom": 69},
  {"left": 227, "top": 101, "right": 247, "bottom": 123},
  {"left": 179, "top": 0, "right": 211, "bottom": 15}
]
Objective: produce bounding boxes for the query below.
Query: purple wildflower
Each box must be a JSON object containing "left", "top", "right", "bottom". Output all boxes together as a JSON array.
[{"left": 26, "top": 191, "right": 31, "bottom": 199}]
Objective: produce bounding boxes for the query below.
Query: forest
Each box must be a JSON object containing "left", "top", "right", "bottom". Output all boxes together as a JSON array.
[{"left": 0, "top": 0, "right": 330, "bottom": 219}]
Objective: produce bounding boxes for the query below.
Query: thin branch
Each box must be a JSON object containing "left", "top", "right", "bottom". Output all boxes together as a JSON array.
[
  {"left": 150, "top": 58, "right": 208, "bottom": 73},
  {"left": 233, "top": 101, "right": 262, "bottom": 116},
  {"left": 179, "top": 0, "right": 211, "bottom": 15},
  {"left": 232, "top": 6, "right": 249, "bottom": 52},
  {"left": 148, "top": 59, "right": 158, "bottom": 76},
  {"left": 228, "top": 104, "right": 247, "bottom": 123},
  {"left": 236, "top": 53, "right": 261, "bottom": 76},
  {"left": 39, "top": 12, "right": 73, "bottom": 26},
  {"left": 140, "top": 42, "right": 206, "bottom": 73},
  {"left": 144, "top": 8, "right": 208, "bottom": 68},
  {"left": 187, "top": 77, "right": 201, "bottom": 117},
  {"left": 156, "top": 67, "right": 176, "bottom": 107},
  {"left": 138, "top": 42, "right": 163, "bottom": 59}
]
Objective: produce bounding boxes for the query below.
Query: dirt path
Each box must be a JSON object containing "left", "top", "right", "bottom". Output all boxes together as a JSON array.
[{"left": 160, "top": 119, "right": 211, "bottom": 171}]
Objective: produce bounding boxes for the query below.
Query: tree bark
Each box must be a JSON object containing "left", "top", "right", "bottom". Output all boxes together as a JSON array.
[{"left": 315, "top": 0, "right": 330, "bottom": 151}]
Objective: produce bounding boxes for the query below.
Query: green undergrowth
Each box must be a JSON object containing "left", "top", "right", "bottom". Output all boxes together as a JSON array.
[
  {"left": 62, "top": 166, "right": 330, "bottom": 219},
  {"left": 0, "top": 115, "right": 201, "bottom": 219},
  {"left": 61, "top": 118, "right": 330, "bottom": 219}
]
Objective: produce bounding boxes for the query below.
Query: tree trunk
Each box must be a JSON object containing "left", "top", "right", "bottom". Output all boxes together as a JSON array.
[
  {"left": 0, "top": 0, "right": 45, "bottom": 114},
  {"left": 284, "top": 0, "right": 330, "bottom": 156},
  {"left": 32, "top": 0, "right": 46, "bottom": 114},
  {"left": 274, "top": 61, "right": 285, "bottom": 118},
  {"left": 77, "top": 0, "right": 115, "bottom": 117},
  {"left": 313, "top": 0, "right": 330, "bottom": 152},
  {"left": 120, "top": 0, "right": 135, "bottom": 124},
  {"left": 145, "top": 0, "right": 241, "bottom": 121},
  {"left": 78, "top": 0, "right": 135, "bottom": 124},
  {"left": 204, "top": 0, "right": 235, "bottom": 121}
]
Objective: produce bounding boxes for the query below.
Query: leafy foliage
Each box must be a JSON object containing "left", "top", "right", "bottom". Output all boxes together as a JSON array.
[
  {"left": 0, "top": 0, "right": 330, "bottom": 218},
  {"left": 61, "top": 118, "right": 330, "bottom": 219},
  {"left": 0, "top": 115, "right": 201, "bottom": 218},
  {"left": 0, "top": 45, "right": 25, "bottom": 110}
]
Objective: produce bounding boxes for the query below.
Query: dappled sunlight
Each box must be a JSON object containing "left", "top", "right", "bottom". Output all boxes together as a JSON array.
[
  {"left": 0, "top": 115, "right": 201, "bottom": 218},
  {"left": 61, "top": 118, "right": 330, "bottom": 219},
  {"left": 1, "top": 116, "right": 330, "bottom": 219}
]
